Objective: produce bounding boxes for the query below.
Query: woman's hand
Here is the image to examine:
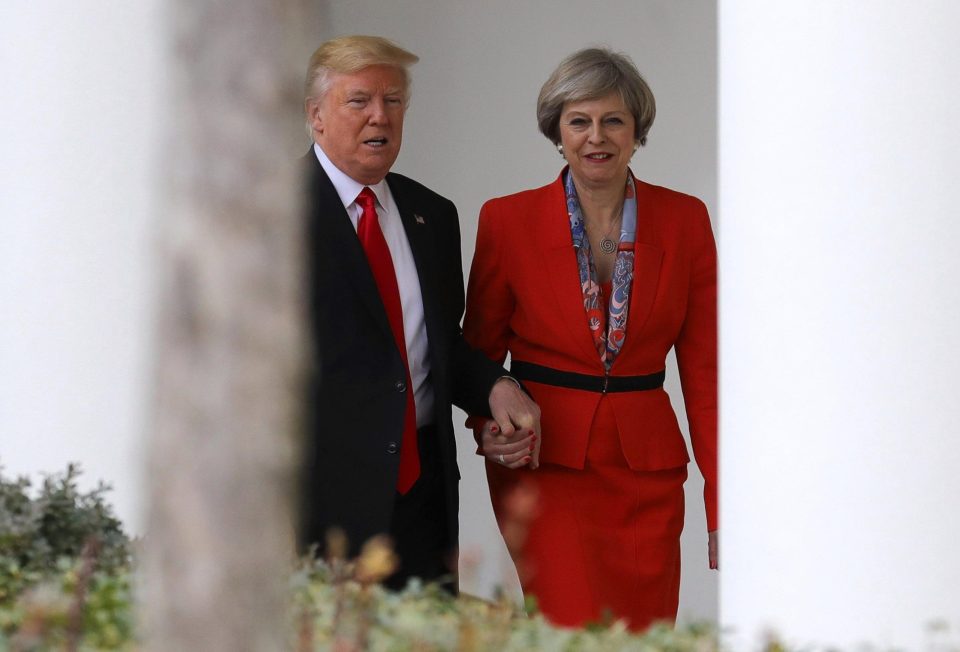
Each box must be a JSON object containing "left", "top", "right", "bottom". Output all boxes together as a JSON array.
[
  {"left": 487, "top": 378, "right": 541, "bottom": 468},
  {"left": 708, "top": 530, "right": 719, "bottom": 570},
  {"left": 476, "top": 418, "right": 537, "bottom": 469}
]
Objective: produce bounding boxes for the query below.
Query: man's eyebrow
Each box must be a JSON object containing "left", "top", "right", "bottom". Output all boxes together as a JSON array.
[{"left": 343, "top": 87, "right": 404, "bottom": 96}]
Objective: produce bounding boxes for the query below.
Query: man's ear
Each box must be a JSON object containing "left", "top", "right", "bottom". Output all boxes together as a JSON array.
[{"left": 305, "top": 98, "right": 324, "bottom": 135}]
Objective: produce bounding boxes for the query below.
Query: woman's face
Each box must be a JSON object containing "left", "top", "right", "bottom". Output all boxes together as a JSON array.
[{"left": 558, "top": 92, "right": 636, "bottom": 191}]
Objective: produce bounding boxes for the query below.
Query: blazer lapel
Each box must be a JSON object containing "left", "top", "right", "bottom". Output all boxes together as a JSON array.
[
  {"left": 624, "top": 178, "right": 664, "bottom": 338},
  {"left": 307, "top": 154, "right": 394, "bottom": 342},
  {"left": 536, "top": 174, "right": 664, "bottom": 371},
  {"left": 538, "top": 176, "right": 608, "bottom": 368}
]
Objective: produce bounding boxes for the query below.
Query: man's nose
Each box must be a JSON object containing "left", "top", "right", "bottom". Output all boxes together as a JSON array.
[{"left": 367, "top": 98, "right": 388, "bottom": 124}]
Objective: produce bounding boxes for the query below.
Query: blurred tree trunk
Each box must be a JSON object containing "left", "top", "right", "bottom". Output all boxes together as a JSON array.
[{"left": 143, "top": 2, "right": 318, "bottom": 649}]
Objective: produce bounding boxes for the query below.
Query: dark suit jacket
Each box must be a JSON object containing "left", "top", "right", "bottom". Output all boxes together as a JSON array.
[{"left": 300, "top": 152, "right": 505, "bottom": 555}]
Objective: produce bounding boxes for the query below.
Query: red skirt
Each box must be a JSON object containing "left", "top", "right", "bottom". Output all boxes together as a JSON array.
[{"left": 486, "top": 396, "right": 687, "bottom": 632}]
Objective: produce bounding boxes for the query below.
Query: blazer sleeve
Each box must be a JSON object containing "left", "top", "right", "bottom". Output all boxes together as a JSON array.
[
  {"left": 463, "top": 200, "right": 515, "bottom": 366},
  {"left": 674, "top": 200, "right": 719, "bottom": 532},
  {"left": 441, "top": 199, "right": 506, "bottom": 418}
]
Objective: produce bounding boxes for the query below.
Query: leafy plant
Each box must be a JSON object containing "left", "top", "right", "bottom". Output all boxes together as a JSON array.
[
  {"left": 0, "top": 463, "right": 130, "bottom": 607},
  {"left": 1, "top": 466, "right": 954, "bottom": 651},
  {"left": 289, "top": 555, "right": 720, "bottom": 651}
]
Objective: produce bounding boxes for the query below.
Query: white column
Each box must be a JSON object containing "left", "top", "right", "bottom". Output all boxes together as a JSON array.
[
  {"left": 0, "top": 1, "right": 161, "bottom": 532},
  {"left": 720, "top": 1, "right": 960, "bottom": 648}
]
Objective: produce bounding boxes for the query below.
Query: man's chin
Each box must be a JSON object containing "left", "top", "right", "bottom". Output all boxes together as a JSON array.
[{"left": 355, "top": 159, "right": 398, "bottom": 185}]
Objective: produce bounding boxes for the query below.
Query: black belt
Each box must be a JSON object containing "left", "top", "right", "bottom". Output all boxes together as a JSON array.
[{"left": 511, "top": 360, "right": 665, "bottom": 394}]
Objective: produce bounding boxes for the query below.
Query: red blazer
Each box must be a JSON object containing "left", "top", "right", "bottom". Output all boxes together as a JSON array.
[{"left": 464, "top": 172, "right": 717, "bottom": 530}]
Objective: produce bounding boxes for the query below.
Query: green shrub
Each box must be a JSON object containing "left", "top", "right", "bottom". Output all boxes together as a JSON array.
[
  {"left": 8, "top": 465, "right": 948, "bottom": 650},
  {"left": 0, "top": 464, "right": 130, "bottom": 606}
]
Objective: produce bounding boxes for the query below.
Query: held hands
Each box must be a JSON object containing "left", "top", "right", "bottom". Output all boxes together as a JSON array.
[
  {"left": 475, "top": 418, "right": 538, "bottom": 469},
  {"left": 484, "top": 378, "right": 542, "bottom": 469},
  {"left": 708, "top": 530, "right": 719, "bottom": 570}
]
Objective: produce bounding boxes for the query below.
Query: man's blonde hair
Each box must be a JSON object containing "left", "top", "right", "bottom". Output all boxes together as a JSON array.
[{"left": 304, "top": 35, "right": 419, "bottom": 104}]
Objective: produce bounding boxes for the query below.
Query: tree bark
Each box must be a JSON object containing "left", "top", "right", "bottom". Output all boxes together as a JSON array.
[{"left": 143, "top": 2, "right": 318, "bottom": 649}]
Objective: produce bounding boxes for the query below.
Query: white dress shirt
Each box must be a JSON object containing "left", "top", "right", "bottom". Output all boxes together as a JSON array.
[{"left": 314, "top": 143, "right": 434, "bottom": 427}]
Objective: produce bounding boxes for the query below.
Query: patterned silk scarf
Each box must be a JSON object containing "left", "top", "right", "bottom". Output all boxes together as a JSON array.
[{"left": 565, "top": 169, "right": 638, "bottom": 371}]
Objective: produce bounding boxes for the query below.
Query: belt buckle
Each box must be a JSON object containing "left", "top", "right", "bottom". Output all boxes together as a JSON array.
[{"left": 602, "top": 374, "right": 609, "bottom": 394}]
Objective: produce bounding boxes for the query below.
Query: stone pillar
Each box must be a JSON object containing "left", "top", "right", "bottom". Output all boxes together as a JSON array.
[{"left": 143, "top": 2, "right": 318, "bottom": 649}]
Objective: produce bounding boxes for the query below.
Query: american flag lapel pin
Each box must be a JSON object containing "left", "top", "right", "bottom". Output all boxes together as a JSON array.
[{"left": 414, "top": 214, "right": 426, "bottom": 225}]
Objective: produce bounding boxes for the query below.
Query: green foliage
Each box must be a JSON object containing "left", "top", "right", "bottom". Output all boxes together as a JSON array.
[
  {"left": 2, "top": 466, "right": 955, "bottom": 650},
  {"left": 0, "top": 464, "right": 134, "bottom": 650},
  {"left": 0, "top": 555, "right": 718, "bottom": 652},
  {"left": 0, "top": 565, "right": 135, "bottom": 651},
  {"left": 0, "top": 464, "right": 130, "bottom": 606},
  {"left": 288, "top": 556, "right": 720, "bottom": 651}
]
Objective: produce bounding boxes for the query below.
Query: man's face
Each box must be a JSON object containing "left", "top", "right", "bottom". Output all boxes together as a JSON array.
[{"left": 308, "top": 65, "right": 406, "bottom": 185}]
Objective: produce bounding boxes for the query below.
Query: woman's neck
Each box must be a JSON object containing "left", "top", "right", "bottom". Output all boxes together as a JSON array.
[{"left": 572, "top": 173, "right": 628, "bottom": 227}]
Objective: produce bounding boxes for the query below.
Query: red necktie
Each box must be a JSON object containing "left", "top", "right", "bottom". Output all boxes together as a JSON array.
[{"left": 355, "top": 188, "right": 420, "bottom": 494}]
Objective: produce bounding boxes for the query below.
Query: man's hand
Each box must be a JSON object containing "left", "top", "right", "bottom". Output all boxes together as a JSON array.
[
  {"left": 487, "top": 378, "right": 541, "bottom": 469},
  {"left": 708, "top": 529, "right": 719, "bottom": 570}
]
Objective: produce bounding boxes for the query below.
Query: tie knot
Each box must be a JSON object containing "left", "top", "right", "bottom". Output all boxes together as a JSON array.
[{"left": 356, "top": 187, "right": 377, "bottom": 212}]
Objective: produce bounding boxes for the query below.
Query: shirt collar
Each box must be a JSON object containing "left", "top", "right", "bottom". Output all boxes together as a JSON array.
[{"left": 313, "top": 142, "right": 390, "bottom": 209}]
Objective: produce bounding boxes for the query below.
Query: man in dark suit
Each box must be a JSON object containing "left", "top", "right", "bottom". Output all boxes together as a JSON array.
[{"left": 300, "top": 35, "right": 541, "bottom": 590}]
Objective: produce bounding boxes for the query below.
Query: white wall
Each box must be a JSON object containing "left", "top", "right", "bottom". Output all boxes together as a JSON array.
[
  {"left": 320, "top": 0, "right": 719, "bottom": 621},
  {"left": 719, "top": 1, "right": 960, "bottom": 648},
  {"left": 0, "top": 1, "right": 162, "bottom": 534}
]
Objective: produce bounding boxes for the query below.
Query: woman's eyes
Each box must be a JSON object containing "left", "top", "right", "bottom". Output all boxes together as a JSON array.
[{"left": 567, "top": 117, "right": 625, "bottom": 127}]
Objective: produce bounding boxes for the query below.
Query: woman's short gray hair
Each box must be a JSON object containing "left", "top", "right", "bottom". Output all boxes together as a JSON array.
[{"left": 537, "top": 47, "right": 656, "bottom": 147}]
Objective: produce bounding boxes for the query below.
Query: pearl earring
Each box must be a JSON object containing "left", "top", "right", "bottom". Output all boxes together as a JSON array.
[{"left": 557, "top": 143, "right": 565, "bottom": 158}]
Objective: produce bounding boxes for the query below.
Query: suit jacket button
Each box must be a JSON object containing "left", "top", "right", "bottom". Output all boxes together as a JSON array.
[
  {"left": 395, "top": 381, "right": 406, "bottom": 392},
  {"left": 386, "top": 441, "right": 399, "bottom": 454}
]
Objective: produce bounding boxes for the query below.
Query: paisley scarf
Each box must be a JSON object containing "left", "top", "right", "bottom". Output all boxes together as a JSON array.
[{"left": 565, "top": 169, "right": 637, "bottom": 370}]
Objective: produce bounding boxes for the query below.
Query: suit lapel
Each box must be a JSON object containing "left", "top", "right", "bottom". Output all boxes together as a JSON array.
[
  {"left": 308, "top": 154, "right": 394, "bottom": 342},
  {"left": 538, "top": 176, "right": 608, "bottom": 368},
  {"left": 624, "top": 179, "right": 664, "bottom": 339},
  {"left": 386, "top": 174, "right": 449, "bottom": 375}
]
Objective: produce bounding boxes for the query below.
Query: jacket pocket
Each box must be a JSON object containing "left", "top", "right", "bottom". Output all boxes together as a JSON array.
[{"left": 610, "top": 389, "right": 690, "bottom": 470}]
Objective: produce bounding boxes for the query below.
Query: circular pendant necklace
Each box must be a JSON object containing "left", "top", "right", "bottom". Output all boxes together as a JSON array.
[{"left": 596, "top": 216, "right": 622, "bottom": 254}]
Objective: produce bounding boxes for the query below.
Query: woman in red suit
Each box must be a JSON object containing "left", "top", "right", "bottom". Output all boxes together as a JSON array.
[{"left": 463, "top": 47, "right": 717, "bottom": 631}]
